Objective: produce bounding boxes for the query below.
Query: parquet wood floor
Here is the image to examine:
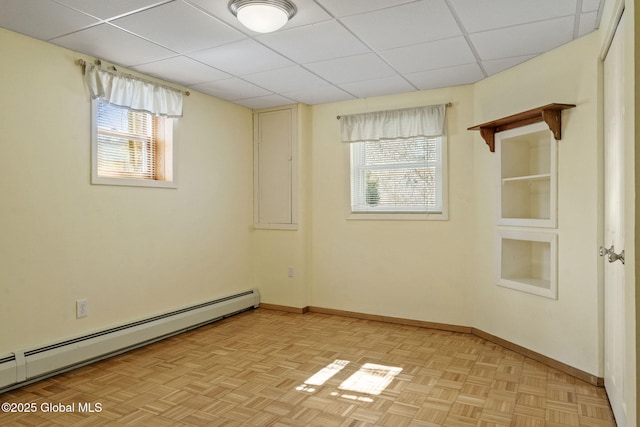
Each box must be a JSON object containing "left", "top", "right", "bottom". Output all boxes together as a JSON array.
[{"left": 0, "top": 309, "right": 616, "bottom": 426}]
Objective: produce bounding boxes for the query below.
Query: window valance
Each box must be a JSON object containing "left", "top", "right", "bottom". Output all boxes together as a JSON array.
[
  {"left": 340, "top": 104, "right": 446, "bottom": 143},
  {"left": 83, "top": 63, "right": 183, "bottom": 117}
]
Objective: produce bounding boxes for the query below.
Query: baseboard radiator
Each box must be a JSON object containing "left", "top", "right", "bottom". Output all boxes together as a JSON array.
[{"left": 0, "top": 289, "right": 260, "bottom": 393}]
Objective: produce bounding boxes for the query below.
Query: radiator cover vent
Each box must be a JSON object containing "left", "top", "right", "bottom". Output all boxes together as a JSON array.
[{"left": 0, "top": 289, "right": 260, "bottom": 392}]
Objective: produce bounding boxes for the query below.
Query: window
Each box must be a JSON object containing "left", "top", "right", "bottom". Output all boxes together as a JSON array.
[
  {"left": 92, "top": 99, "right": 176, "bottom": 188},
  {"left": 341, "top": 104, "right": 448, "bottom": 220},
  {"left": 83, "top": 62, "right": 181, "bottom": 188},
  {"left": 350, "top": 136, "right": 444, "bottom": 215}
]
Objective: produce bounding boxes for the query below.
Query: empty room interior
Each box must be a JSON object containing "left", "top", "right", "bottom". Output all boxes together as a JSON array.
[{"left": 0, "top": 0, "right": 638, "bottom": 425}]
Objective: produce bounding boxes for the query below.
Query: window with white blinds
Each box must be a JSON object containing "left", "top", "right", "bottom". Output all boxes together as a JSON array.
[
  {"left": 92, "top": 99, "right": 176, "bottom": 188},
  {"left": 350, "top": 136, "right": 444, "bottom": 214},
  {"left": 96, "top": 100, "right": 156, "bottom": 180}
]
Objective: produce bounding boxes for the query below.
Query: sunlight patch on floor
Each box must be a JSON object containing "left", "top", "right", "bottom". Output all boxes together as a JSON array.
[
  {"left": 338, "top": 363, "right": 402, "bottom": 396},
  {"left": 296, "top": 360, "right": 402, "bottom": 402},
  {"left": 296, "top": 359, "right": 350, "bottom": 393}
]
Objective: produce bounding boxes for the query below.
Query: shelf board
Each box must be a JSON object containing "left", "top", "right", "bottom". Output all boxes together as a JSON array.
[
  {"left": 468, "top": 103, "right": 575, "bottom": 152},
  {"left": 502, "top": 173, "right": 551, "bottom": 183},
  {"left": 500, "top": 216, "right": 551, "bottom": 222},
  {"left": 503, "top": 277, "right": 551, "bottom": 290}
]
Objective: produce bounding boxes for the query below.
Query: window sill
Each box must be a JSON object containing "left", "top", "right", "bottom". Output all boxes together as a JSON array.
[
  {"left": 92, "top": 176, "right": 177, "bottom": 189},
  {"left": 348, "top": 212, "right": 448, "bottom": 221}
]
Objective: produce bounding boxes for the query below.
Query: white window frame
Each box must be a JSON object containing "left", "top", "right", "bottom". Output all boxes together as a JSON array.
[
  {"left": 347, "top": 135, "right": 448, "bottom": 221},
  {"left": 91, "top": 98, "right": 178, "bottom": 189}
]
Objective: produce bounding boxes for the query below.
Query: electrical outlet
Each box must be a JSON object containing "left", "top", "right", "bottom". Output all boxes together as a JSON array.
[
  {"left": 76, "top": 299, "right": 88, "bottom": 318},
  {"left": 287, "top": 266, "right": 295, "bottom": 278}
]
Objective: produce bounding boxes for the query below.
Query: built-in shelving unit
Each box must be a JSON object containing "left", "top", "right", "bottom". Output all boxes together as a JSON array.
[
  {"left": 497, "top": 122, "right": 556, "bottom": 228},
  {"left": 469, "top": 104, "right": 573, "bottom": 299},
  {"left": 498, "top": 230, "right": 557, "bottom": 299}
]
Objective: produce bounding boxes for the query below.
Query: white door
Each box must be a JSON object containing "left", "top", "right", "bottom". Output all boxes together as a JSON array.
[{"left": 603, "top": 12, "right": 626, "bottom": 427}]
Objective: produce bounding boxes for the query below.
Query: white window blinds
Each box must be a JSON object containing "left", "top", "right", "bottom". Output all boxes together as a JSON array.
[
  {"left": 350, "top": 137, "right": 443, "bottom": 213},
  {"left": 96, "top": 100, "right": 157, "bottom": 180}
]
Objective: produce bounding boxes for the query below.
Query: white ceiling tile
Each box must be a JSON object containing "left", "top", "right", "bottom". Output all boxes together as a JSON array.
[
  {"left": 578, "top": 11, "right": 599, "bottom": 37},
  {"left": 112, "top": 2, "right": 243, "bottom": 53},
  {"left": 51, "top": 24, "right": 176, "bottom": 66},
  {"left": 481, "top": 55, "right": 536, "bottom": 76},
  {"left": 259, "top": 0, "right": 333, "bottom": 29},
  {"left": 0, "top": 0, "right": 98, "bottom": 40},
  {"left": 189, "top": 40, "right": 293, "bottom": 76},
  {"left": 449, "top": 0, "right": 577, "bottom": 33},
  {"left": 379, "top": 37, "right": 476, "bottom": 74},
  {"left": 257, "top": 20, "right": 369, "bottom": 63},
  {"left": 470, "top": 16, "right": 575, "bottom": 61},
  {"left": 181, "top": 0, "right": 242, "bottom": 30},
  {"left": 340, "top": 1, "right": 462, "bottom": 50},
  {"left": 185, "top": 0, "right": 331, "bottom": 34},
  {"left": 243, "top": 66, "right": 328, "bottom": 93},
  {"left": 190, "top": 78, "right": 272, "bottom": 101},
  {"left": 405, "top": 63, "right": 484, "bottom": 90},
  {"left": 132, "top": 56, "right": 230, "bottom": 86},
  {"left": 316, "top": 0, "right": 416, "bottom": 18},
  {"left": 283, "top": 86, "right": 355, "bottom": 105},
  {"left": 305, "top": 53, "right": 396, "bottom": 85},
  {"left": 1, "top": 0, "right": 605, "bottom": 106},
  {"left": 582, "top": 0, "right": 601, "bottom": 12},
  {"left": 54, "top": 0, "right": 166, "bottom": 20},
  {"left": 233, "top": 95, "right": 296, "bottom": 109},
  {"left": 339, "top": 76, "right": 415, "bottom": 98}
]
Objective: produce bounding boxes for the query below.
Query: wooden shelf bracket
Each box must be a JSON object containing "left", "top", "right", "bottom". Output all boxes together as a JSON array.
[{"left": 468, "top": 103, "right": 575, "bottom": 152}]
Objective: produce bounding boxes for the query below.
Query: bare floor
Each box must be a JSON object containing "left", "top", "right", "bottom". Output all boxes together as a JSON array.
[{"left": 0, "top": 309, "right": 615, "bottom": 426}]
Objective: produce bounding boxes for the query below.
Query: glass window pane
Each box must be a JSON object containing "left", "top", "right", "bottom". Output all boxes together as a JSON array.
[
  {"left": 96, "top": 100, "right": 156, "bottom": 180},
  {"left": 351, "top": 136, "right": 442, "bottom": 213}
]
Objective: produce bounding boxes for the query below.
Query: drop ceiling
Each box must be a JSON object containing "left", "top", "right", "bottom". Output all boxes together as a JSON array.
[{"left": 0, "top": 0, "right": 604, "bottom": 109}]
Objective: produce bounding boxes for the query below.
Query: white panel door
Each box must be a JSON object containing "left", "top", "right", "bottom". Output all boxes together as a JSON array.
[
  {"left": 603, "top": 12, "right": 626, "bottom": 427},
  {"left": 254, "top": 107, "right": 297, "bottom": 228}
]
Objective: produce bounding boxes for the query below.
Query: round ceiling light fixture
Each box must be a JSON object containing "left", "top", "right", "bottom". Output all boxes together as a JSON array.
[{"left": 228, "top": 0, "right": 297, "bottom": 33}]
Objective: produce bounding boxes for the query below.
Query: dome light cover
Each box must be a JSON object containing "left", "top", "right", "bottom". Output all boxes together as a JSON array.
[{"left": 228, "top": 0, "right": 297, "bottom": 33}]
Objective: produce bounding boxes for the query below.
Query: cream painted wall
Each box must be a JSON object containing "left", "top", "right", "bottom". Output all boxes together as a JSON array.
[
  {"left": 308, "top": 87, "right": 475, "bottom": 326},
  {"left": 304, "top": 24, "right": 610, "bottom": 379},
  {"left": 0, "top": 29, "right": 254, "bottom": 353},
  {"left": 471, "top": 33, "right": 602, "bottom": 375}
]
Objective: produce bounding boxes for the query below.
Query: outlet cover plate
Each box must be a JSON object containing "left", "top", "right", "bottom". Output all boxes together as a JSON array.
[{"left": 76, "top": 299, "right": 88, "bottom": 318}]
